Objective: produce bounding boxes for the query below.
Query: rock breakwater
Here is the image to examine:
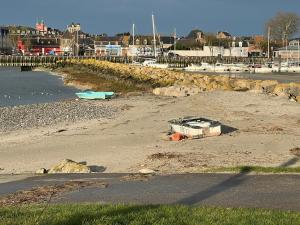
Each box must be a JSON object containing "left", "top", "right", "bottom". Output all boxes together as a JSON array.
[{"left": 62, "top": 59, "right": 300, "bottom": 101}]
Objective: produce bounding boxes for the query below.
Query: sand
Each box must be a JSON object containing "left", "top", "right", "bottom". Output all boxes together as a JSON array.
[{"left": 0, "top": 91, "right": 299, "bottom": 175}]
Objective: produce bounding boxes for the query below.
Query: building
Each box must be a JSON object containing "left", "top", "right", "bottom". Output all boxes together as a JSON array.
[
  {"left": 67, "top": 23, "right": 81, "bottom": 33},
  {"left": 160, "top": 36, "right": 176, "bottom": 50},
  {"left": 0, "top": 27, "right": 12, "bottom": 54},
  {"left": 60, "top": 31, "right": 75, "bottom": 55},
  {"left": 94, "top": 36, "right": 124, "bottom": 56},
  {"left": 274, "top": 46, "right": 300, "bottom": 60},
  {"left": 36, "top": 20, "right": 48, "bottom": 35},
  {"left": 169, "top": 45, "right": 249, "bottom": 57},
  {"left": 195, "top": 31, "right": 206, "bottom": 43},
  {"left": 216, "top": 31, "right": 232, "bottom": 39},
  {"left": 18, "top": 36, "right": 60, "bottom": 55},
  {"left": 289, "top": 38, "right": 300, "bottom": 47},
  {"left": 128, "top": 35, "right": 173, "bottom": 57}
]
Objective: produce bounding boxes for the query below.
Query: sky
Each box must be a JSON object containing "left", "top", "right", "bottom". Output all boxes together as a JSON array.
[{"left": 1, "top": 0, "right": 300, "bottom": 37}]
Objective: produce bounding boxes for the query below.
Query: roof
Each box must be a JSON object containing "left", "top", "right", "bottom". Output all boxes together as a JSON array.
[
  {"left": 289, "top": 38, "right": 300, "bottom": 42},
  {"left": 24, "top": 37, "right": 60, "bottom": 47},
  {"left": 160, "top": 36, "right": 175, "bottom": 44},
  {"left": 95, "top": 36, "right": 123, "bottom": 42}
]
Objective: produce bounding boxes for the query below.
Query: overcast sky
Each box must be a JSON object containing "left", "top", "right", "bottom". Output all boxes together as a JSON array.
[{"left": 1, "top": 0, "right": 300, "bottom": 36}]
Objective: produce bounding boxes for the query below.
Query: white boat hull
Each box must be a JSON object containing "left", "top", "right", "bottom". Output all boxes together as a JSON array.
[{"left": 169, "top": 117, "right": 222, "bottom": 139}]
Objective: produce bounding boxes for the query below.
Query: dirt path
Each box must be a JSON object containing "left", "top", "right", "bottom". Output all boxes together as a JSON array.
[{"left": 0, "top": 91, "right": 299, "bottom": 174}]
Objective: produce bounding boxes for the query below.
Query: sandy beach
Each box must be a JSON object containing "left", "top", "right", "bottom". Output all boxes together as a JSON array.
[{"left": 1, "top": 90, "right": 299, "bottom": 175}]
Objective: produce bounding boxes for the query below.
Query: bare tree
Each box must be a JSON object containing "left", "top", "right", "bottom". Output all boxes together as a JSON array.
[{"left": 266, "top": 12, "right": 300, "bottom": 46}]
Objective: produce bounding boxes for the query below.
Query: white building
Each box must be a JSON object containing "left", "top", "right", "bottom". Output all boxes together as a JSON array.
[
  {"left": 67, "top": 23, "right": 81, "bottom": 33},
  {"left": 169, "top": 46, "right": 249, "bottom": 57}
]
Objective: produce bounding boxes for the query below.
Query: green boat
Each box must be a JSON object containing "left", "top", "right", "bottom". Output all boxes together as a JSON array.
[{"left": 75, "top": 91, "right": 115, "bottom": 100}]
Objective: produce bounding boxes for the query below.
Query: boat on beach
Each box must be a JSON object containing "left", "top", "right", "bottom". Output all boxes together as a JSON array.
[
  {"left": 169, "top": 117, "right": 222, "bottom": 139},
  {"left": 75, "top": 91, "right": 115, "bottom": 100}
]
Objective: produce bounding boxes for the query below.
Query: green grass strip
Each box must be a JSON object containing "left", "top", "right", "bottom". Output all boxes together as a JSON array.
[
  {"left": 203, "top": 166, "right": 300, "bottom": 174},
  {"left": 1, "top": 204, "right": 300, "bottom": 225}
]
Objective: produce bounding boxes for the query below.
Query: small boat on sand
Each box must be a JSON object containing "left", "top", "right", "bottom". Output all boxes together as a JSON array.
[
  {"left": 75, "top": 91, "right": 115, "bottom": 100},
  {"left": 169, "top": 117, "right": 222, "bottom": 139}
]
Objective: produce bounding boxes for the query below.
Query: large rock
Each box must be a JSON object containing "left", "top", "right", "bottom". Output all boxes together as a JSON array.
[
  {"left": 35, "top": 168, "right": 47, "bottom": 174},
  {"left": 260, "top": 80, "right": 279, "bottom": 94},
  {"left": 273, "top": 83, "right": 292, "bottom": 96},
  {"left": 48, "top": 159, "right": 91, "bottom": 174}
]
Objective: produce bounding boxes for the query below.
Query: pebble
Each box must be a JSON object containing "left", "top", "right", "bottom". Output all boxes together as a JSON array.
[{"left": 0, "top": 100, "right": 118, "bottom": 133}]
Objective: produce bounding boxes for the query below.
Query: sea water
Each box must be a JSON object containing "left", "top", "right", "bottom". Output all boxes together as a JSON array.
[{"left": 0, "top": 67, "right": 78, "bottom": 107}]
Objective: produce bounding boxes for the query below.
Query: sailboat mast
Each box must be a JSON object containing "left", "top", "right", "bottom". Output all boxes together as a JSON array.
[
  {"left": 267, "top": 26, "right": 270, "bottom": 59},
  {"left": 132, "top": 23, "right": 135, "bottom": 46},
  {"left": 152, "top": 13, "right": 157, "bottom": 58},
  {"left": 174, "top": 28, "right": 177, "bottom": 51}
]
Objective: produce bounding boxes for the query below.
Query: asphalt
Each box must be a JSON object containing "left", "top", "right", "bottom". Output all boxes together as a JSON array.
[
  {"left": 190, "top": 72, "right": 300, "bottom": 83},
  {"left": 0, "top": 173, "right": 300, "bottom": 210}
]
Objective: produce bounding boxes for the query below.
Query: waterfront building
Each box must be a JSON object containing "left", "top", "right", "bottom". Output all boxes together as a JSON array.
[
  {"left": 274, "top": 46, "right": 300, "bottom": 60},
  {"left": 94, "top": 36, "right": 123, "bottom": 56},
  {"left": 17, "top": 36, "right": 60, "bottom": 55},
  {"left": 169, "top": 45, "right": 249, "bottom": 57},
  {"left": 127, "top": 35, "right": 174, "bottom": 57}
]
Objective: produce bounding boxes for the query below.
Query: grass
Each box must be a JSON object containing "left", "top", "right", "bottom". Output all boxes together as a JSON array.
[
  {"left": 1, "top": 204, "right": 300, "bottom": 225},
  {"left": 203, "top": 166, "right": 300, "bottom": 174},
  {"left": 55, "top": 66, "right": 152, "bottom": 94}
]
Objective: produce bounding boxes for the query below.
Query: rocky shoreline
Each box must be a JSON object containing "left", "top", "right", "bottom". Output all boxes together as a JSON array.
[
  {"left": 0, "top": 100, "right": 118, "bottom": 133},
  {"left": 59, "top": 59, "right": 300, "bottom": 102}
]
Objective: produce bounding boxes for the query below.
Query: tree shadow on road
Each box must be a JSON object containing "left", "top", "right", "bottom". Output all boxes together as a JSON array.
[{"left": 177, "top": 157, "right": 299, "bottom": 205}]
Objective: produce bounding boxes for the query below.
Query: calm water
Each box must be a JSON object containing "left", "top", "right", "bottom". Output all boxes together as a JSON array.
[{"left": 0, "top": 67, "right": 79, "bottom": 107}]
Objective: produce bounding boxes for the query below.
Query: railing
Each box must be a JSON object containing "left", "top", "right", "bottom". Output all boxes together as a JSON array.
[
  {"left": 0, "top": 55, "right": 141, "bottom": 67},
  {"left": 0, "top": 55, "right": 273, "bottom": 68}
]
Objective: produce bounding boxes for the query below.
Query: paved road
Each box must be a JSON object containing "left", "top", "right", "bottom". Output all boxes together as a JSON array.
[
  {"left": 0, "top": 173, "right": 299, "bottom": 210},
  {"left": 190, "top": 72, "right": 300, "bottom": 83}
]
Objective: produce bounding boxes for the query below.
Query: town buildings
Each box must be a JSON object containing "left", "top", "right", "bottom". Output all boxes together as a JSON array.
[
  {"left": 3, "top": 20, "right": 298, "bottom": 59},
  {"left": 274, "top": 39, "right": 300, "bottom": 60}
]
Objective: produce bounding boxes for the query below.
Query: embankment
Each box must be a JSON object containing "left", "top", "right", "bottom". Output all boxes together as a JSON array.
[
  {"left": 51, "top": 63, "right": 153, "bottom": 94},
  {"left": 55, "top": 59, "right": 300, "bottom": 101}
]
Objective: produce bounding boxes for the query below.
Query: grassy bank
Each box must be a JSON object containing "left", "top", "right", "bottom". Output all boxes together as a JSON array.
[
  {"left": 52, "top": 65, "right": 153, "bottom": 94},
  {"left": 203, "top": 166, "right": 300, "bottom": 174},
  {"left": 1, "top": 204, "right": 300, "bottom": 225}
]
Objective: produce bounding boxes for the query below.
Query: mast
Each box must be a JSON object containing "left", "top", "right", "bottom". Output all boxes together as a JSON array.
[
  {"left": 174, "top": 28, "right": 177, "bottom": 51},
  {"left": 267, "top": 26, "right": 270, "bottom": 59},
  {"left": 152, "top": 13, "right": 157, "bottom": 58},
  {"left": 132, "top": 23, "right": 135, "bottom": 46}
]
